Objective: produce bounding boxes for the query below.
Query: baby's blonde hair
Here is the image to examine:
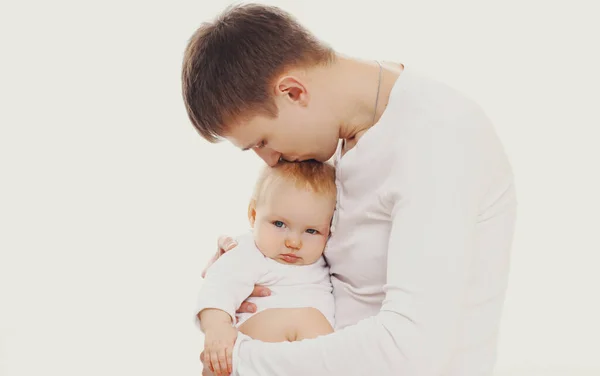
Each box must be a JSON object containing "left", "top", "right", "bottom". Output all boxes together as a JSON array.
[{"left": 252, "top": 160, "right": 336, "bottom": 204}]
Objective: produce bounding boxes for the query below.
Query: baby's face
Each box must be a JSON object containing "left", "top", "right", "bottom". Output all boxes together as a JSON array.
[{"left": 250, "top": 181, "right": 336, "bottom": 265}]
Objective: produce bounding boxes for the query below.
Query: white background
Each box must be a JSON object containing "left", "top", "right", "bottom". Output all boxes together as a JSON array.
[{"left": 1, "top": 1, "right": 599, "bottom": 375}]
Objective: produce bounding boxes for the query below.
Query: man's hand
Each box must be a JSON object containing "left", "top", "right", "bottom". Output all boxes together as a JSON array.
[{"left": 201, "top": 236, "right": 238, "bottom": 278}]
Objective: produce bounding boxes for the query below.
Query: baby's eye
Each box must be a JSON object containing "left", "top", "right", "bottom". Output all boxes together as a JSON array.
[
  {"left": 306, "top": 229, "right": 318, "bottom": 234},
  {"left": 255, "top": 140, "right": 266, "bottom": 149},
  {"left": 273, "top": 221, "right": 285, "bottom": 228}
]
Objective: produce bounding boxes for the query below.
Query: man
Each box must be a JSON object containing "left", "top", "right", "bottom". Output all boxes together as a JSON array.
[{"left": 182, "top": 3, "right": 516, "bottom": 376}]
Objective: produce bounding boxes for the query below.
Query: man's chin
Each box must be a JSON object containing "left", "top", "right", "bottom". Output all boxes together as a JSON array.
[
  {"left": 297, "top": 150, "right": 336, "bottom": 163},
  {"left": 298, "top": 157, "right": 324, "bottom": 163},
  {"left": 321, "top": 149, "right": 338, "bottom": 163}
]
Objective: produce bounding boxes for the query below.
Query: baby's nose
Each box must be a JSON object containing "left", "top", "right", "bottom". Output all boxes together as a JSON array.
[{"left": 285, "top": 237, "right": 301, "bottom": 250}]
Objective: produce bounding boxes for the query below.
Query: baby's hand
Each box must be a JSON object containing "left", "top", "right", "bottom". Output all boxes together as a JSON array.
[{"left": 204, "top": 324, "right": 238, "bottom": 375}]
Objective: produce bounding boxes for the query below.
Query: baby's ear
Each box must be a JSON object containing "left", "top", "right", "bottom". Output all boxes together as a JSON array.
[{"left": 247, "top": 199, "right": 257, "bottom": 227}]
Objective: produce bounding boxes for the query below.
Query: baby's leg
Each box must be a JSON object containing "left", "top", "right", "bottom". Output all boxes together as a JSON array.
[{"left": 238, "top": 307, "right": 333, "bottom": 342}]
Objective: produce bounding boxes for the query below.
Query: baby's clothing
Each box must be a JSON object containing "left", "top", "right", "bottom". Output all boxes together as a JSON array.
[{"left": 196, "top": 231, "right": 335, "bottom": 328}]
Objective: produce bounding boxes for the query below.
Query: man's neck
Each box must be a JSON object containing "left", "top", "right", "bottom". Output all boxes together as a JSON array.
[{"left": 332, "top": 57, "right": 403, "bottom": 145}]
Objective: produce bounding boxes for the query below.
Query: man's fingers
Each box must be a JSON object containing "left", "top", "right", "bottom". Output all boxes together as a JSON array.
[
  {"left": 234, "top": 285, "right": 271, "bottom": 313},
  {"left": 218, "top": 235, "right": 237, "bottom": 253},
  {"left": 201, "top": 250, "right": 220, "bottom": 278},
  {"left": 249, "top": 285, "right": 271, "bottom": 298},
  {"left": 202, "top": 236, "right": 238, "bottom": 279},
  {"left": 236, "top": 301, "right": 257, "bottom": 314}
]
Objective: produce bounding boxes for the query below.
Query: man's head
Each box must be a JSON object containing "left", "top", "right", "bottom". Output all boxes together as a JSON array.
[
  {"left": 248, "top": 160, "right": 336, "bottom": 265},
  {"left": 182, "top": 4, "right": 341, "bottom": 165}
]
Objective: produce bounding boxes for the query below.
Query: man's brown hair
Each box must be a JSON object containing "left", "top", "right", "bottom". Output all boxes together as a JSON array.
[{"left": 181, "top": 3, "right": 335, "bottom": 142}]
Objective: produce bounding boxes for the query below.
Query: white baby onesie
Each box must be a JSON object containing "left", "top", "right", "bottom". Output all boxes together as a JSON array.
[{"left": 196, "top": 231, "right": 335, "bottom": 328}]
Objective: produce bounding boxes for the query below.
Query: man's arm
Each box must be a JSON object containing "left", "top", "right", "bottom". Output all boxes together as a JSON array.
[{"left": 231, "top": 113, "right": 511, "bottom": 375}]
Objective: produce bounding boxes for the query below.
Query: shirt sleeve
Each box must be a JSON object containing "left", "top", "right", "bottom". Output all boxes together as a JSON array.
[
  {"left": 196, "top": 241, "right": 266, "bottom": 327},
  {"left": 231, "top": 113, "right": 493, "bottom": 375}
]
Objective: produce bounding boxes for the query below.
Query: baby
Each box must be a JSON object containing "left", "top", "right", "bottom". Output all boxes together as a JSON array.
[{"left": 196, "top": 160, "right": 337, "bottom": 375}]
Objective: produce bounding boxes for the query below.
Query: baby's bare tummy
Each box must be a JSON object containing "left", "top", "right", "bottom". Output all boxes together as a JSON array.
[{"left": 239, "top": 307, "right": 333, "bottom": 342}]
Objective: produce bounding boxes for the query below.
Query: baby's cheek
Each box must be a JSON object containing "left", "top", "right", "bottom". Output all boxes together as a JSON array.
[
  {"left": 305, "top": 236, "right": 327, "bottom": 258},
  {"left": 256, "top": 226, "right": 282, "bottom": 256}
]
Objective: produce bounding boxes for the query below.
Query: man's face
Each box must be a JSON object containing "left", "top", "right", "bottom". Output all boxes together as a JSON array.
[
  {"left": 225, "top": 109, "right": 339, "bottom": 166},
  {"left": 225, "top": 73, "right": 341, "bottom": 166}
]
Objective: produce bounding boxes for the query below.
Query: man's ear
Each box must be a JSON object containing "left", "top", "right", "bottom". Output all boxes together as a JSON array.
[
  {"left": 248, "top": 199, "right": 257, "bottom": 228},
  {"left": 274, "top": 75, "right": 309, "bottom": 106}
]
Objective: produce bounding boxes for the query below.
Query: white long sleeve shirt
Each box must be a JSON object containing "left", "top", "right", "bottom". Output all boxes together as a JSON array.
[
  {"left": 197, "top": 232, "right": 335, "bottom": 328},
  {"left": 230, "top": 66, "right": 517, "bottom": 376}
]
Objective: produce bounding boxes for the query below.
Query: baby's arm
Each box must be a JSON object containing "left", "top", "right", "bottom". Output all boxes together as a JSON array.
[
  {"left": 196, "top": 242, "right": 266, "bottom": 326},
  {"left": 200, "top": 309, "right": 238, "bottom": 375},
  {"left": 197, "top": 242, "right": 266, "bottom": 375}
]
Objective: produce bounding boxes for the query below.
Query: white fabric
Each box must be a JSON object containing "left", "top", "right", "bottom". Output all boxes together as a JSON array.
[
  {"left": 230, "top": 66, "right": 517, "bottom": 376},
  {"left": 196, "top": 231, "right": 335, "bottom": 328}
]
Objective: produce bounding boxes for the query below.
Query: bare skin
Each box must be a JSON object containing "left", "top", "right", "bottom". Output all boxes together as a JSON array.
[
  {"left": 239, "top": 307, "right": 333, "bottom": 342},
  {"left": 201, "top": 307, "right": 332, "bottom": 376}
]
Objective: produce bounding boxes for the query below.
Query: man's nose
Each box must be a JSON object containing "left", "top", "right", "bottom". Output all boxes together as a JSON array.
[{"left": 253, "top": 148, "right": 281, "bottom": 167}]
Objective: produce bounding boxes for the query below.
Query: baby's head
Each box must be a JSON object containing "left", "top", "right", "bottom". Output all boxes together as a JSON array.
[{"left": 248, "top": 160, "right": 336, "bottom": 265}]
